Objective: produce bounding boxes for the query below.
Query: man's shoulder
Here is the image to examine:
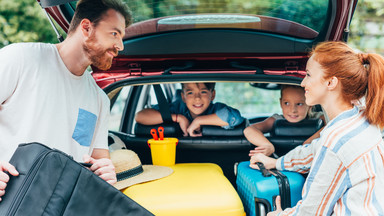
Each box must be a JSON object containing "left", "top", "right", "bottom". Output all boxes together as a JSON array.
[
  {"left": 1, "top": 42, "right": 55, "bottom": 58},
  {"left": 2, "top": 42, "right": 53, "bottom": 51},
  {"left": 82, "top": 73, "right": 110, "bottom": 104}
]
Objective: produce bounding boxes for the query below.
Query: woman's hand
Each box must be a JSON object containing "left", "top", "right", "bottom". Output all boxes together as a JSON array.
[
  {"left": 249, "top": 153, "right": 277, "bottom": 170},
  {"left": 267, "top": 196, "right": 283, "bottom": 216}
]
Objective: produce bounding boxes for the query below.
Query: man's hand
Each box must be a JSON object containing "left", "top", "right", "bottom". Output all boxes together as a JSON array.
[
  {"left": 83, "top": 155, "right": 117, "bottom": 185},
  {"left": 267, "top": 196, "right": 283, "bottom": 216},
  {"left": 0, "top": 161, "right": 19, "bottom": 201}
]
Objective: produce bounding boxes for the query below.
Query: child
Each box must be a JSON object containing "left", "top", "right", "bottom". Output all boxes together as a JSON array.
[
  {"left": 135, "top": 82, "right": 245, "bottom": 137},
  {"left": 244, "top": 85, "right": 324, "bottom": 156}
]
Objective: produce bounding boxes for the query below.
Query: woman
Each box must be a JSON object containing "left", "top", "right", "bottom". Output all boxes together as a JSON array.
[{"left": 250, "top": 41, "right": 384, "bottom": 215}]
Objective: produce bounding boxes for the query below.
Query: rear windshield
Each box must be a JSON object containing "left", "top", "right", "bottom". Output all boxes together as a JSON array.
[{"left": 125, "top": 0, "right": 328, "bottom": 38}]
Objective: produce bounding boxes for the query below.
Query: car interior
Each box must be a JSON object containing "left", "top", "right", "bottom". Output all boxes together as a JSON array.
[{"left": 107, "top": 82, "right": 325, "bottom": 186}]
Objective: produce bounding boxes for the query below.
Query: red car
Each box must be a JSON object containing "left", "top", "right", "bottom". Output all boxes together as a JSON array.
[{"left": 39, "top": 0, "right": 357, "bottom": 215}]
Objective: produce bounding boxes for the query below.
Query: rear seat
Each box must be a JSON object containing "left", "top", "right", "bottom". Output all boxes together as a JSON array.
[{"left": 267, "top": 118, "right": 324, "bottom": 157}]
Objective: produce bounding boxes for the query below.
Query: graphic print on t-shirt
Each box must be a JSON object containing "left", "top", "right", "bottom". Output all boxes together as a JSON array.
[{"left": 72, "top": 108, "right": 97, "bottom": 147}]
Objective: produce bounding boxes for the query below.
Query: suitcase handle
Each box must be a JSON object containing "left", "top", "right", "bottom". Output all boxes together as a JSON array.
[
  {"left": 255, "top": 197, "right": 272, "bottom": 215},
  {"left": 256, "top": 162, "right": 272, "bottom": 177}
]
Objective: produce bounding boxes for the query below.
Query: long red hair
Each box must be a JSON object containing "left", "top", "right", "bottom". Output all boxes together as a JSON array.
[{"left": 311, "top": 41, "right": 384, "bottom": 128}]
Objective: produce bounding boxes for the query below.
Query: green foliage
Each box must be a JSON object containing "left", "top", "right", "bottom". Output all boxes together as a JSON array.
[
  {"left": 125, "top": 0, "right": 327, "bottom": 31},
  {"left": 215, "top": 82, "right": 281, "bottom": 116},
  {"left": 349, "top": 0, "right": 384, "bottom": 54},
  {"left": 0, "top": 0, "right": 58, "bottom": 48},
  {"left": 1, "top": 0, "right": 384, "bottom": 55}
]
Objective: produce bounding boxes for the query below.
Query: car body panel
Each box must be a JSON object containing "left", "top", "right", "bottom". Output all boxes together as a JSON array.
[{"left": 39, "top": 0, "right": 357, "bottom": 89}]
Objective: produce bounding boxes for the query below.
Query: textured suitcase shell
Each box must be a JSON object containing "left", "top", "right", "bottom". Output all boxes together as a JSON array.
[{"left": 236, "top": 161, "right": 305, "bottom": 216}]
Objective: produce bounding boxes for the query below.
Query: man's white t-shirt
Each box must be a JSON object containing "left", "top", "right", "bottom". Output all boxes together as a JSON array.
[{"left": 0, "top": 43, "right": 110, "bottom": 162}]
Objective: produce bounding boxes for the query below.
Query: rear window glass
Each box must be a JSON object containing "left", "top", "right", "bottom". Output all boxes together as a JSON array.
[
  {"left": 215, "top": 83, "right": 281, "bottom": 119},
  {"left": 125, "top": 0, "right": 328, "bottom": 38}
]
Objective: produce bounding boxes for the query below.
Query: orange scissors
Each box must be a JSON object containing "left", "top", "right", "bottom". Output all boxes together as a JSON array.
[{"left": 150, "top": 126, "right": 164, "bottom": 140}]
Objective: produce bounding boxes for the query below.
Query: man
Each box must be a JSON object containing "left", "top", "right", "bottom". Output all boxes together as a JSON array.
[{"left": 0, "top": 0, "right": 131, "bottom": 200}]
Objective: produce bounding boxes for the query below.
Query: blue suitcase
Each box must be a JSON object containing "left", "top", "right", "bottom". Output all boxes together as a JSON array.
[{"left": 236, "top": 161, "right": 305, "bottom": 216}]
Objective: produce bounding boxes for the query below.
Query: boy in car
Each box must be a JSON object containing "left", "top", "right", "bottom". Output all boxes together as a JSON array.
[
  {"left": 244, "top": 85, "right": 324, "bottom": 156},
  {"left": 135, "top": 82, "right": 245, "bottom": 137}
]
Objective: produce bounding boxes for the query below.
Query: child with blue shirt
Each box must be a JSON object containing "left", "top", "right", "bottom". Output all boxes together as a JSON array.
[{"left": 135, "top": 83, "right": 244, "bottom": 137}]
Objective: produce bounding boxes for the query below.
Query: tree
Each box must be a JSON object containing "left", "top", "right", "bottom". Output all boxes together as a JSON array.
[{"left": 0, "top": 0, "right": 58, "bottom": 48}]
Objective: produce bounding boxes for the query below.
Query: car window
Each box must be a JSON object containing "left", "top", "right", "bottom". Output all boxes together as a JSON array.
[
  {"left": 125, "top": 0, "right": 327, "bottom": 38},
  {"left": 110, "top": 86, "right": 131, "bottom": 131},
  {"left": 214, "top": 82, "right": 281, "bottom": 119},
  {"left": 108, "top": 83, "right": 282, "bottom": 132}
]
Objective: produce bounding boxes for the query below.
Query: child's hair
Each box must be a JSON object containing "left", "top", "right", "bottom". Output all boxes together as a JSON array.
[
  {"left": 311, "top": 41, "right": 384, "bottom": 128},
  {"left": 280, "top": 85, "right": 304, "bottom": 98},
  {"left": 280, "top": 84, "right": 314, "bottom": 118},
  {"left": 181, "top": 83, "right": 216, "bottom": 91}
]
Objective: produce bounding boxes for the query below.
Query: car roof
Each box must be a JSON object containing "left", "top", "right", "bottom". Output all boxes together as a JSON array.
[{"left": 38, "top": 0, "right": 357, "bottom": 89}]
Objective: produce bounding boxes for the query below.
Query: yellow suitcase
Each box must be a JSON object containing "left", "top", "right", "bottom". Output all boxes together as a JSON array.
[{"left": 122, "top": 163, "right": 245, "bottom": 216}]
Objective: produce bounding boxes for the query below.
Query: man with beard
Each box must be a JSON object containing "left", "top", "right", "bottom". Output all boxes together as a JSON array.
[{"left": 0, "top": 0, "right": 131, "bottom": 200}]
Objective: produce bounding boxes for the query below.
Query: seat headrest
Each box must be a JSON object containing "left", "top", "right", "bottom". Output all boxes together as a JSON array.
[
  {"left": 135, "top": 119, "right": 248, "bottom": 137},
  {"left": 201, "top": 120, "right": 248, "bottom": 137},
  {"left": 271, "top": 118, "right": 323, "bottom": 137},
  {"left": 135, "top": 123, "right": 183, "bottom": 137}
]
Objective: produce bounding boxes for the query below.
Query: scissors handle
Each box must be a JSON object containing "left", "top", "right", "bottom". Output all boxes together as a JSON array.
[
  {"left": 150, "top": 129, "right": 159, "bottom": 140},
  {"left": 158, "top": 126, "right": 164, "bottom": 140}
]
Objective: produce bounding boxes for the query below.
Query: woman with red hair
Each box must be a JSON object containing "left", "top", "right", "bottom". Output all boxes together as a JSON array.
[{"left": 250, "top": 41, "right": 384, "bottom": 215}]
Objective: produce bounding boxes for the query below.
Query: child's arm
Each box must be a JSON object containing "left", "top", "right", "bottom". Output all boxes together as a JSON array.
[
  {"left": 135, "top": 108, "right": 165, "bottom": 125},
  {"left": 214, "top": 103, "right": 244, "bottom": 129},
  {"left": 243, "top": 117, "right": 276, "bottom": 156},
  {"left": 187, "top": 113, "right": 228, "bottom": 137},
  {"left": 135, "top": 108, "right": 190, "bottom": 136}
]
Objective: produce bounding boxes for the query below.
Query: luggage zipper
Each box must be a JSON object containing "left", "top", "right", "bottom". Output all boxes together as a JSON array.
[
  {"left": 6, "top": 150, "right": 53, "bottom": 215},
  {"left": 269, "top": 170, "right": 291, "bottom": 210}
]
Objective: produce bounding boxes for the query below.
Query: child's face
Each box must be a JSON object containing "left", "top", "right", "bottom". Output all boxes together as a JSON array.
[
  {"left": 280, "top": 87, "right": 310, "bottom": 123},
  {"left": 181, "top": 83, "right": 215, "bottom": 119}
]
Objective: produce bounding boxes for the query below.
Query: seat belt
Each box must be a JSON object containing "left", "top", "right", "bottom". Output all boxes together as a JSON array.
[{"left": 153, "top": 84, "right": 173, "bottom": 123}]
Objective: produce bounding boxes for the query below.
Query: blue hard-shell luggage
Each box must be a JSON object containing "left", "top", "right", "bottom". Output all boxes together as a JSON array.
[{"left": 236, "top": 161, "right": 305, "bottom": 216}]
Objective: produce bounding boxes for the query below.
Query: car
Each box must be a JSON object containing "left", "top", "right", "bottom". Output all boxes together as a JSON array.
[{"left": 38, "top": 0, "right": 357, "bottom": 215}]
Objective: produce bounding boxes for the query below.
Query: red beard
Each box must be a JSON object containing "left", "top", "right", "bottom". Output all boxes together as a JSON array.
[{"left": 83, "top": 33, "right": 118, "bottom": 71}]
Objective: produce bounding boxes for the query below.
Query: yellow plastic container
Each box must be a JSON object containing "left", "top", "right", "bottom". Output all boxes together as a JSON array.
[{"left": 147, "top": 138, "right": 178, "bottom": 166}]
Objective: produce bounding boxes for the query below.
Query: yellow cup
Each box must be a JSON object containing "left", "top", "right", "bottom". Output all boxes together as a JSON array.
[{"left": 147, "top": 138, "right": 178, "bottom": 166}]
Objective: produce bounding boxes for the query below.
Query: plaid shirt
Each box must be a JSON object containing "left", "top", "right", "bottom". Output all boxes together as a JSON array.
[{"left": 276, "top": 106, "right": 384, "bottom": 215}]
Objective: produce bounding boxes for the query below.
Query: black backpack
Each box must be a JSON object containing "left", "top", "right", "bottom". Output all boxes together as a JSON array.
[{"left": 0, "top": 142, "right": 154, "bottom": 216}]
